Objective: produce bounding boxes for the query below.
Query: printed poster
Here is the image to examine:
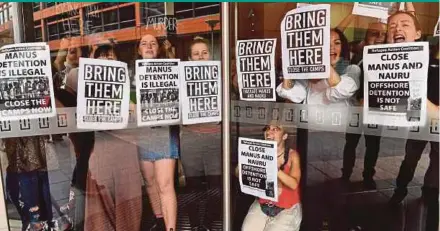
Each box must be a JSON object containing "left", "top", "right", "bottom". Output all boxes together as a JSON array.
[
  {"left": 281, "top": 4, "right": 330, "bottom": 79},
  {"left": 77, "top": 58, "right": 130, "bottom": 130},
  {"left": 238, "top": 137, "right": 278, "bottom": 202},
  {"left": 135, "top": 59, "right": 180, "bottom": 126},
  {"left": 180, "top": 61, "right": 221, "bottom": 125},
  {"left": 352, "top": 2, "right": 404, "bottom": 20},
  {"left": 236, "top": 39, "right": 276, "bottom": 101},
  {"left": 363, "top": 42, "right": 429, "bottom": 127},
  {"left": 0, "top": 42, "right": 56, "bottom": 121},
  {"left": 434, "top": 18, "right": 440, "bottom": 37}
]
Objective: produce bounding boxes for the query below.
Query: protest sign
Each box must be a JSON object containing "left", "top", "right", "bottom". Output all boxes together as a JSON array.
[
  {"left": 180, "top": 61, "right": 221, "bottom": 124},
  {"left": 238, "top": 137, "right": 278, "bottom": 201},
  {"left": 434, "top": 18, "right": 440, "bottom": 37},
  {"left": 281, "top": 4, "right": 330, "bottom": 79},
  {"left": 0, "top": 42, "right": 56, "bottom": 121},
  {"left": 77, "top": 58, "right": 130, "bottom": 130},
  {"left": 236, "top": 39, "right": 276, "bottom": 101},
  {"left": 352, "top": 2, "right": 403, "bottom": 20},
  {"left": 363, "top": 42, "right": 429, "bottom": 127},
  {"left": 135, "top": 59, "right": 180, "bottom": 126}
]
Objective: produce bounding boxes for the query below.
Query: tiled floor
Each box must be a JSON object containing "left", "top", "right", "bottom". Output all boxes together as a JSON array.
[{"left": 2, "top": 127, "right": 436, "bottom": 231}]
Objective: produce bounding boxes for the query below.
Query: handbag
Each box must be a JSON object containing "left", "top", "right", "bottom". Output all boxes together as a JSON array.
[{"left": 260, "top": 203, "right": 284, "bottom": 217}]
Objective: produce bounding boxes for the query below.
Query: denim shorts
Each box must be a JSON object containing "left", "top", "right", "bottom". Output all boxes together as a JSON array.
[{"left": 138, "top": 126, "right": 180, "bottom": 162}]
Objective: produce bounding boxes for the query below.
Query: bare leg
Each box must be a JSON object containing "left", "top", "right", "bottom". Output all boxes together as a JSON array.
[
  {"left": 140, "top": 160, "right": 163, "bottom": 217},
  {"left": 154, "top": 159, "right": 177, "bottom": 230}
]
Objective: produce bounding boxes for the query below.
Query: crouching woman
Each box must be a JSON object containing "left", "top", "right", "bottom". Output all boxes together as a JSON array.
[{"left": 242, "top": 122, "right": 302, "bottom": 231}]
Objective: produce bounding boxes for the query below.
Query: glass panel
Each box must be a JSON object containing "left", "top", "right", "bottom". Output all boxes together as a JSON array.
[
  {"left": 1, "top": 3, "right": 223, "bottom": 231},
  {"left": 231, "top": 2, "right": 439, "bottom": 231}
]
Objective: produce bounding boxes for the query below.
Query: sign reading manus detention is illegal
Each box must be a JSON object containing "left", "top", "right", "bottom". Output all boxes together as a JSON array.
[{"left": 0, "top": 42, "right": 56, "bottom": 121}]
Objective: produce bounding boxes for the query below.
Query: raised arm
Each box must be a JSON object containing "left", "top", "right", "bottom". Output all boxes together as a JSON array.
[{"left": 276, "top": 79, "right": 308, "bottom": 103}]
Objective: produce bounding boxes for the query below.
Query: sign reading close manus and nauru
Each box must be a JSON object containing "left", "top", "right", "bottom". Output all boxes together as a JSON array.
[
  {"left": 238, "top": 137, "right": 278, "bottom": 202},
  {"left": 135, "top": 59, "right": 180, "bottom": 127},
  {"left": 180, "top": 61, "right": 222, "bottom": 125},
  {"left": 281, "top": 4, "right": 330, "bottom": 79},
  {"left": 363, "top": 42, "right": 429, "bottom": 127},
  {"left": 236, "top": 39, "right": 277, "bottom": 101},
  {"left": 0, "top": 42, "right": 56, "bottom": 121},
  {"left": 77, "top": 58, "right": 130, "bottom": 130}
]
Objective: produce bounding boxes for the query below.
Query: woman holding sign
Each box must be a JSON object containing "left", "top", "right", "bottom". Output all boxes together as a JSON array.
[
  {"left": 179, "top": 37, "right": 222, "bottom": 231},
  {"left": 241, "top": 121, "right": 302, "bottom": 231},
  {"left": 136, "top": 33, "right": 179, "bottom": 231},
  {"left": 387, "top": 12, "right": 439, "bottom": 215},
  {"left": 277, "top": 28, "right": 360, "bottom": 106}
]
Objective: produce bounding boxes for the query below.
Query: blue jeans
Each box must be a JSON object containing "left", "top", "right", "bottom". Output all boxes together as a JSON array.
[{"left": 6, "top": 170, "right": 53, "bottom": 229}]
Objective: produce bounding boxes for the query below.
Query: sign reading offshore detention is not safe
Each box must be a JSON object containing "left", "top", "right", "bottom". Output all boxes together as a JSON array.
[{"left": 363, "top": 42, "right": 429, "bottom": 127}]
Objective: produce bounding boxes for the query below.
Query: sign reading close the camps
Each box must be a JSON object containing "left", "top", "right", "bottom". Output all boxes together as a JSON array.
[
  {"left": 135, "top": 59, "right": 180, "bottom": 126},
  {"left": 0, "top": 42, "right": 56, "bottom": 121},
  {"left": 77, "top": 58, "right": 130, "bottom": 130},
  {"left": 281, "top": 4, "right": 331, "bottom": 79},
  {"left": 180, "top": 61, "right": 222, "bottom": 125},
  {"left": 363, "top": 42, "right": 429, "bottom": 127},
  {"left": 236, "top": 39, "right": 277, "bottom": 101}
]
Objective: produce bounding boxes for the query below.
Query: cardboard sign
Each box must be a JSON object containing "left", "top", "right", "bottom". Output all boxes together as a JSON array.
[
  {"left": 352, "top": 2, "right": 403, "bottom": 20},
  {"left": 236, "top": 39, "right": 277, "bottom": 101},
  {"left": 0, "top": 42, "right": 56, "bottom": 121},
  {"left": 180, "top": 61, "right": 222, "bottom": 125},
  {"left": 77, "top": 58, "right": 130, "bottom": 130},
  {"left": 238, "top": 137, "right": 278, "bottom": 202},
  {"left": 363, "top": 42, "right": 429, "bottom": 127},
  {"left": 135, "top": 59, "right": 180, "bottom": 126},
  {"left": 281, "top": 4, "right": 331, "bottom": 79}
]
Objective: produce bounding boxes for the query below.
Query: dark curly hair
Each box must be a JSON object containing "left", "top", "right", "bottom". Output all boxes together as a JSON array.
[{"left": 331, "top": 28, "right": 350, "bottom": 62}]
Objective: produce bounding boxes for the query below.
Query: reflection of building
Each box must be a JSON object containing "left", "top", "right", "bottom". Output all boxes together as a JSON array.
[
  {"left": 0, "top": 3, "right": 14, "bottom": 45},
  {"left": 25, "top": 3, "right": 220, "bottom": 60}
]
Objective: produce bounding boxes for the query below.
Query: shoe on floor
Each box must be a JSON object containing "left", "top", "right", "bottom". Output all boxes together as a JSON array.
[
  {"left": 389, "top": 189, "right": 407, "bottom": 206},
  {"left": 362, "top": 178, "right": 377, "bottom": 190}
]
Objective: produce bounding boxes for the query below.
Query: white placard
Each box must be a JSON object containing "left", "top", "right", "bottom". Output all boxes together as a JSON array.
[
  {"left": 434, "top": 18, "right": 440, "bottom": 37},
  {"left": 238, "top": 137, "right": 278, "bottom": 202},
  {"left": 281, "top": 4, "right": 331, "bottom": 79},
  {"left": 77, "top": 58, "right": 130, "bottom": 130},
  {"left": 180, "top": 61, "right": 222, "bottom": 125},
  {"left": 363, "top": 42, "right": 429, "bottom": 127},
  {"left": 236, "top": 39, "right": 277, "bottom": 101},
  {"left": 0, "top": 42, "right": 56, "bottom": 121},
  {"left": 353, "top": 2, "right": 403, "bottom": 20},
  {"left": 135, "top": 59, "right": 180, "bottom": 127}
]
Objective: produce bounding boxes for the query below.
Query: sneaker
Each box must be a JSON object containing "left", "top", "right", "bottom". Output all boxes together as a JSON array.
[
  {"left": 60, "top": 189, "right": 75, "bottom": 214},
  {"left": 389, "top": 189, "right": 407, "bottom": 206},
  {"left": 362, "top": 178, "right": 377, "bottom": 190}
]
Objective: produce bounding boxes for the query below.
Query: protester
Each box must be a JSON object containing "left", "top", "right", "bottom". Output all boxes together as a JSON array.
[
  {"left": 180, "top": 37, "right": 222, "bottom": 231},
  {"left": 4, "top": 136, "right": 54, "bottom": 231},
  {"left": 137, "top": 34, "right": 179, "bottom": 231},
  {"left": 241, "top": 121, "right": 302, "bottom": 231},
  {"left": 387, "top": 12, "right": 439, "bottom": 207},
  {"left": 340, "top": 21, "right": 386, "bottom": 189},
  {"left": 276, "top": 28, "right": 360, "bottom": 106}
]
